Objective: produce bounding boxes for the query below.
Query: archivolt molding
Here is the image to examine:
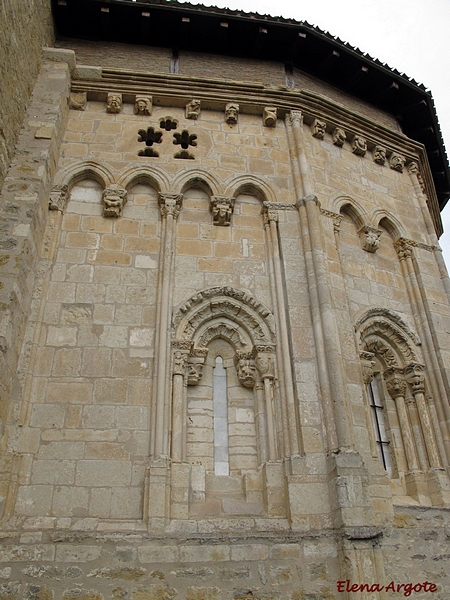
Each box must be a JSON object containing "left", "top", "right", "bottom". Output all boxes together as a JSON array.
[
  {"left": 173, "top": 287, "right": 276, "bottom": 349},
  {"left": 117, "top": 164, "right": 170, "bottom": 194},
  {"left": 52, "top": 160, "right": 115, "bottom": 192},
  {"left": 172, "top": 168, "right": 222, "bottom": 197},
  {"left": 356, "top": 308, "right": 421, "bottom": 368},
  {"left": 225, "top": 175, "right": 278, "bottom": 204}
]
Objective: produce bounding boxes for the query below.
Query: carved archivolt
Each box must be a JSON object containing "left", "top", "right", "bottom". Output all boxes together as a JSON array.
[
  {"left": 356, "top": 308, "right": 421, "bottom": 368},
  {"left": 173, "top": 287, "right": 276, "bottom": 350}
]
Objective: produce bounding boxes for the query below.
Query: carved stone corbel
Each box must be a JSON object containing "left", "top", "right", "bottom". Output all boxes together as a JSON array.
[
  {"left": 134, "top": 96, "right": 152, "bottom": 116},
  {"left": 263, "top": 107, "right": 277, "bottom": 127},
  {"left": 235, "top": 350, "right": 257, "bottom": 388},
  {"left": 390, "top": 152, "right": 406, "bottom": 173},
  {"left": 352, "top": 136, "right": 367, "bottom": 156},
  {"left": 69, "top": 92, "right": 86, "bottom": 111},
  {"left": 107, "top": 93, "right": 122, "bottom": 114},
  {"left": 49, "top": 184, "right": 68, "bottom": 212},
  {"left": 225, "top": 103, "right": 239, "bottom": 124},
  {"left": 102, "top": 185, "right": 127, "bottom": 218},
  {"left": 372, "top": 145, "right": 386, "bottom": 165},
  {"left": 359, "top": 225, "right": 382, "bottom": 253},
  {"left": 210, "top": 196, "right": 235, "bottom": 226},
  {"left": 186, "top": 99, "right": 201, "bottom": 120},
  {"left": 311, "top": 118, "right": 326, "bottom": 139},
  {"left": 332, "top": 127, "right": 346, "bottom": 147},
  {"left": 404, "top": 362, "right": 425, "bottom": 394}
]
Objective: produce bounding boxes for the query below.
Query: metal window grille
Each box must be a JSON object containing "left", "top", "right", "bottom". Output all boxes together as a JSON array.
[{"left": 367, "top": 377, "right": 393, "bottom": 477}]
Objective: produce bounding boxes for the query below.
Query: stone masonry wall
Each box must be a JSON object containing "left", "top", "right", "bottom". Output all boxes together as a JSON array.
[{"left": 0, "top": 0, "right": 54, "bottom": 189}]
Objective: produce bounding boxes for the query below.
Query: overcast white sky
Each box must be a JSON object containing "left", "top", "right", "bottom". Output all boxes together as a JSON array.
[{"left": 181, "top": 0, "right": 450, "bottom": 266}]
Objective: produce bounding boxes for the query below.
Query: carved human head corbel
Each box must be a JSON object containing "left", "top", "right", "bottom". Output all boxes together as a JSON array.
[
  {"left": 359, "top": 225, "right": 382, "bottom": 253},
  {"left": 134, "top": 96, "right": 152, "bottom": 116},
  {"left": 235, "top": 350, "right": 257, "bottom": 388},
  {"left": 311, "top": 119, "right": 326, "bottom": 140},
  {"left": 390, "top": 152, "right": 406, "bottom": 173},
  {"left": 225, "top": 103, "right": 239, "bottom": 124},
  {"left": 373, "top": 145, "right": 387, "bottom": 165},
  {"left": 107, "top": 93, "right": 122, "bottom": 114}
]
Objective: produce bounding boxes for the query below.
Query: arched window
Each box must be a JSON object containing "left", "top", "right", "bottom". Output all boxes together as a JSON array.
[{"left": 213, "top": 356, "right": 229, "bottom": 476}]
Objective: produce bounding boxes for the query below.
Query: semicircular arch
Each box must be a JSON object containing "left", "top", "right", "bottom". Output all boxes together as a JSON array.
[
  {"left": 173, "top": 287, "right": 276, "bottom": 350},
  {"left": 53, "top": 160, "right": 115, "bottom": 192},
  {"left": 117, "top": 164, "right": 170, "bottom": 194}
]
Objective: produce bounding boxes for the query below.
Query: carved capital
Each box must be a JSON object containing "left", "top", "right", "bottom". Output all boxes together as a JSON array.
[
  {"left": 235, "top": 350, "right": 257, "bottom": 388},
  {"left": 49, "top": 184, "right": 68, "bottom": 212},
  {"left": 394, "top": 238, "right": 413, "bottom": 261},
  {"left": 384, "top": 367, "right": 407, "bottom": 399},
  {"left": 360, "top": 351, "right": 376, "bottom": 385},
  {"left": 158, "top": 193, "right": 183, "bottom": 219},
  {"left": 404, "top": 362, "right": 426, "bottom": 394},
  {"left": 352, "top": 136, "right": 367, "bottom": 157},
  {"left": 263, "top": 106, "right": 277, "bottom": 127},
  {"left": 332, "top": 127, "right": 346, "bottom": 147},
  {"left": 288, "top": 110, "right": 303, "bottom": 126},
  {"left": 134, "top": 96, "right": 152, "bottom": 116},
  {"left": 69, "top": 92, "right": 86, "bottom": 111},
  {"left": 262, "top": 206, "right": 278, "bottom": 225},
  {"left": 187, "top": 348, "right": 208, "bottom": 385},
  {"left": 390, "top": 152, "right": 406, "bottom": 173},
  {"left": 107, "top": 93, "right": 122, "bottom": 114},
  {"left": 225, "top": 102, "right": 239, "bottom": 124},
  {"left": 359, "top": 225, "right": 382, "bottom": 253},
  {"left": 372, "top": 145, "right": 386, "bottom": 165},
  {"left": 255, "top": 352, "right": 275, "bottom": 380},
  {"left": 210, "top": 196, "right": 235, "bottom": 226},
  {"left": 407, "top": 161, "right": 419, "bottom": 176},
  {"left": 186, "top": 99, "right": 201, "bottom": 120},
  {"left": 299, "top": 194, "right": 321, "bottom": 209},
  {"left": 311, "top": 118, "right": 326, "bottom": 139},
  {"left": 102, "top": 185, "right": 127, "bottom": 218},
  {"left": 172, "top": 349, "right": 190, "bottom": 376}
]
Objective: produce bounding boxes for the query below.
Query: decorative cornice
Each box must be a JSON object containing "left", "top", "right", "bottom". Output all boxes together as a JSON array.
[{"left": 70, "top": 70, "right": 441, "bottom": 235}]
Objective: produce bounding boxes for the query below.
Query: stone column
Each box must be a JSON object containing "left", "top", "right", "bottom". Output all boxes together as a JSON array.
[
  {"left": 384, "top": 367, "right": 419, "bottom": 472},
  {"left": 263, "top": 208, "right": 300, "bottom": 456},
  {"left": 300, "top": 195, "right": 353, "bottom": 449},
  {"left": 289, "top": 110, "right": 352, "bottom": 450},
  {"left": 285, "top": 112, "right": 338, "bottom": 452},
  {"left": 405, "top": 362, "right": 442, "bottom": 469},
  {"left": 171, "top": 341, "right": 192, "bottom": 462},
  {"left": 153, "top": 193, "right": 183, "bottom": 458},
  {"left": 359, "top": 351, "right": 379, "bottom": 461},
  {"left": 256, "top": 349, "right": 277, "bottom": 461},
  {"left": 408, "top": 162, "right": 450, "bottom": 302},
  {"left": 395, "top": 239, "right": 450, "bottom": 464}
]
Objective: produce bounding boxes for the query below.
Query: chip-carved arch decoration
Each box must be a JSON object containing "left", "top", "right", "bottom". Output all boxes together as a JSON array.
[{"left": 173, "top": 287, "right": 276, "bottom": 350}]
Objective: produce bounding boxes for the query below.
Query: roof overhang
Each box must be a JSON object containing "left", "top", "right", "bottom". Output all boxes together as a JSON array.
[{"left": 52, "top": 0, "right": 450, "bottom": 212}]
